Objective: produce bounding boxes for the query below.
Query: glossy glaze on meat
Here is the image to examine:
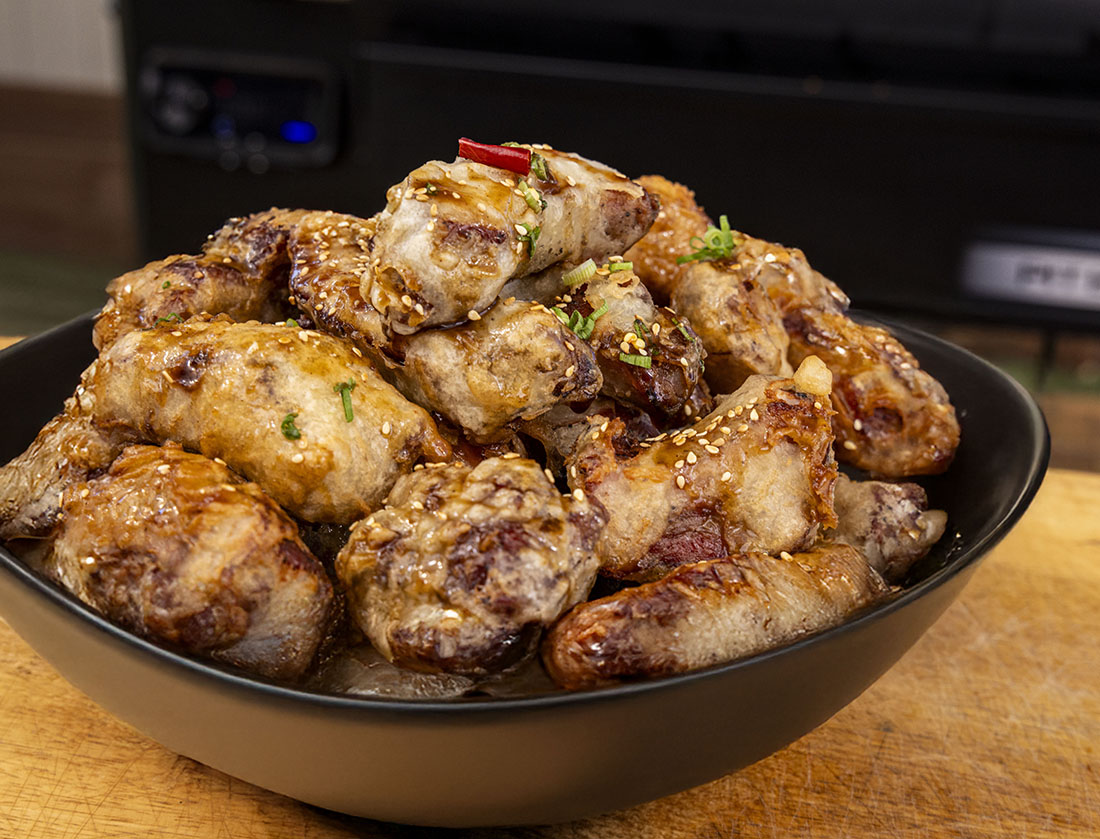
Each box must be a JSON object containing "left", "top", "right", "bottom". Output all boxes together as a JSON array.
[
  {"left": 336, "top": 457, "right": 605, "bottom": 676},
  {"left": 202, "top": 207, "right": 312, "bottom": 278},
  {"left": 568, "top": 358, "right": 838, "bottom": 582},
  {"left": 87, "top": 317, "right": 450, "bottom": 522},
  {"left": 830, "top": 474, "right": 948, "bottom": 582},
  {"left": 366, "top": 145, "right": 658, "bottom": 333},
  {"left": 543, "top": 543, "right": 888, "bottom": 689},
  {"left": 622, "top": 175, "right": 711, "bottom": 305},
  {"left": 785, "top": 309, "right": 959, "bottom": 476},
  {"left": 48, "top": 444, "right": 333, "bottom": 680}
]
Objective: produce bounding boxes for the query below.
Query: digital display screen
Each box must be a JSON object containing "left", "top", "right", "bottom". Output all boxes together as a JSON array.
[{"left": 963, "top": 240, "right": 1100, "bottom": 312}]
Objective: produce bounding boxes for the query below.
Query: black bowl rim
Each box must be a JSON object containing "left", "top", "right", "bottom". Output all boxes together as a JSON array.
[{"left": 0, "top": 313, "right": 1050, "bottom": 716}]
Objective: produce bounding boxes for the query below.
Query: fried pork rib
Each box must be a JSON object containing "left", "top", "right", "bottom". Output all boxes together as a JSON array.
[
  {"left": 548, "top": 266, "right": 705, "bottom": 418},
  {"left": 784, "top": 309, "right": 959, "bottom": 477},
  {"left": 93, "top": 208, "right": 308, "bottom": 350},
  {"left": 569, "top": 357, "right": 838, "bottom": 582},
  {"left": 394, "top": 298, "right": 602, "bottom": 442},
  {"left": 830, "top": 474, "right": 948, "bottom": 583},
  {"left": 623, "top": 175, "right": 711, "bottom": 305},
  {"left": 0, "top": 381, "right": 134, "bottom": 540},
  {"left": 336, "top": 457, "right": 604, "bottom": 676},
  {"left": 366, "top": 146, "right": 658, "bottom": 334},
  {"left": 671, "top": 259, "right": 792, "bottom": 392},
  {"left": 47, "top": 445, "right": 333, "bottom": 680},
  {"left": 542, "top": 544, "right": 887, "bottom": 689},
  {"left": 88, "top": 318, "right": 450, "bottom": 522}
]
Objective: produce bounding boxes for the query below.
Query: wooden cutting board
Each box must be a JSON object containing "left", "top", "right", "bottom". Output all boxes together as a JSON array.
[{"left": 0, "top": 331, "right": 1096, "bottom": 836}]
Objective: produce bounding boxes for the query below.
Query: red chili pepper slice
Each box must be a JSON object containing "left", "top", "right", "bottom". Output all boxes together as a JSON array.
[{"left": 457, "top": 138, "right": 531, "bottom": 176}]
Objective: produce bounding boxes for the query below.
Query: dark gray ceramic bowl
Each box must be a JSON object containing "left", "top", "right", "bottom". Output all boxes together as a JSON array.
[{"left": 0, "top": 313, "right": 1048, "bottom": 827}]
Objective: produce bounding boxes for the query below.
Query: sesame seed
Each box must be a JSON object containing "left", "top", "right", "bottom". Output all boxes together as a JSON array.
[
  {"left": 291, "top": 453, "right": 305, "bottom": 464},
  {"left": 170, "top": 330, "right": 182, "bottom": 337},
  {"left": 411, "top": 500, "right": 424, "bottom": 510},
  {"left": 123, "top": 284, "right": 132, "bottom": 293},
  {"left": 161, "top": 370, "right": 173, "bottom": 383},
  {"left": 214, "top": 457, "right": 226, "bottom": 465},
  {"left": 652, "top": 323, "right": 661, "bottom": 336},
  {"left": 502, "top": 452, "right": 521, "bottom": 459},
  {"left": 430, "top": 204, "right": 438, "bottom": 217},
  {"left": 298, "top": 330, "right": 309, "bottom": 342},
  {"left": 414, "top": 303, "right": 426, "bottom": 316},
  {"left": 721, "top": 471, "right": 732, "bottom": 482},
  {"left": 278, "top": 337, "right": 291, "bottom": 345},
  {"left": 82, "top": 556, "right": 96, "bottom": 566},
  {"left": 352, "top": 347, "right": 363, "bottom": 357},
  {"left": 738, "top": 423, "right": 749, "bottom": 432},
  {"left": 566, "top": 365, "right": 576, "bottom": 377},
  {"left": 565, "top": 342, "right": 574, "bottom": 351},
  {"left": 572, "top": 488, "right": 585, "bottom": 502},
  {"left": 684, "top": 430, "right": 697, "bottom": 438},
  {"left": 780, "top": 551, "right": 793, "bottom": 560},
  {"left": 570, "top": 465, "right": 577, "bottom": 478},
  {"left": 734, "top": 406, "right": 744, "bottom": 416},
  {"left": 451, "top": 191, "right": 461, "bottom": 199},
  {"left": 381, "top": 421, "right": 391, "bottom": 436},
  {"left": 684, "top": 405, "right": 693, "bottom": 417},
  {"left": 697, "top": 438, "right": 709, "bottom": 446},
  {"left": 843, "top": 440, "right": 858, "bottom": 450},
  {"left": 620, "top": 342, "right": 632, "bottom": 353},
  {"left": 599, "top": 420, "right": 609, "bottom": 431},
  {"left": 79, "top": 488, "right": 90, "bottom": 498},
  {"left": 908, "top": 528, "right": 922, "bottom": 540},
  {"left": 156, "top": 464, "right": 170, "bottom": 474},
  {"left": 749, "top": 408, "right": 760, "bottom": 421},
  {"left": 591, "top": 430, "right": 600, "bottom": 440},
  {"left": 705, "top": 445, "right": 720, "bottom": 454},
  {"left": 675, "top": 459, "right": 684, "bottom": 469},
  {"left": 720, "top": 426, "right": 732, "bottom": 435},
  {"left": 609, "top": 255, "right": 623, "bottom": 263},
  {"left": 686, "top": 451, "right": 697, "bottom": 464},
  {"left": 468, "top": 309, "right": 481, "bottom": 321},
  {"left": 814, "top": 401, "right": 822, "bottom": 409},
  {"left": 544, "top": 468, "right": 555, "bottom": 482},
  {"left": 401, "top": 294, "right": 414, "bottom": 307},
  {"left": 675, "top": 475, "right": 686, "bottom": 489},
  {"left": 853, "top": 419, "right": 863, "bottom": 431}
]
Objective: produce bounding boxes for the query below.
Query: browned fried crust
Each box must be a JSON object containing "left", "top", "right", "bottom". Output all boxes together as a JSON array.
[
  {"left": 785, "top": 309, "right": 960, "bottom": 476},
  {"left": 569, "top": 369, "right": 838, "bottom": 582},
  {"left": 336, "top": 458, "right": 605, "bottom": 676},
  {"left": 623, "top": 175, "right": 711, "bottom": 305},
  {"left": 542, "top": 543, "right": 888, "bottom": 689},
  {"left": 202, "top": 207, "right": 312, "bottom": 278},
  {"left": 87, "top": 317, "right": 451, "bottom": 522},
  {"left": 48, "top": 444, "right": 333, "bottom": 680}
]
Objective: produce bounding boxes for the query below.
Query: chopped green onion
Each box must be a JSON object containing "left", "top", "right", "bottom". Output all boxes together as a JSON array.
[
  {"left": 519, "top": 179, "right": 546, "bottom": 212},
  {"left": 619, "top": 352, "right": 652, "bottom": 369},
  {"left": 501, "top": 141, "right": 523, "bottom": 148},
  {"left": 161, "top": 280, "right": 171, "bottom": 289},
  {"left": 517, "top": 223, "right": 540, "bottom": 257},
  {"left": 425, "top": 182, "right": 438, "bottom": 195},
  {"left": 675, "top": 215, "right": 742, "bottom": 264},
  {"left": 672, "top": 317, "right": 693, "bottom": 342},
  {"left": 285, "top": 318, "right": 299, "bottom": 328},
  {"left": 609, "top": 261, "right": 634, "bottom": 273},
  {"left": 530, "top": 152, "right": 549, "bottom": 181},
  {"left": 281, "top": 412, "right": 302, "bottom": 440},
  {"left": 551, "top": 300, "right": 608, "bottom": 341},
  {"left": 155, "top": 312, "right": 183, "bottom": 325},
  {"left": 562, "top": 259, "right": 597, "bottom": 287},
  {"left": 333, "top": 379, "right": 356, "bottom": 422},
  {"left": 633, "top": 318, "right": 651, "bottom": 342}
]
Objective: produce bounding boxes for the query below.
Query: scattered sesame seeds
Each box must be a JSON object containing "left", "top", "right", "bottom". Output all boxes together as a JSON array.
[
  {"left": 79, "top": 488, "right": 90, "bottom": 498},
  {"left": 291, "top": 453, "right": 305, "bottom": 464},
  {"left": 814, "top": 401, "right": 823, "bottom": 409},
  {"left": 401, "top": 294, "right": 414, "bottom": 308},
  {"left": 502, "top": 452, "right": 521, "bottom": 459},
  {"left": 170, "top": 330, "right": 182, "bottom": 337},
  {"left": 214, "top": 457, "right": 226, "bottom": 466},
  {"left": 352, "top": 347, "right": 363, "bottom": 357},
  {"left": 411, "top": 500, "right": 424, "bottom": 510},
  {"left": 675, "top": 475, "right": 686, "bottom": 489},
  {"left": 853, "top": 419, "right": 863, "bottom": 431},
  {"left": 161, "top": 370, "right": 173, "bottom": 383},
  {"left": 686, "top": 451, "right": 697, "bottom": 464},
  {"left": 705, "top": 445, "right": 720, "bottom": 454},
  {"left": 468, "top": 309, "right": 481, "bottom": 321},
  {"left": 572, "top": 488, "right": 585, "bottom": 502},
  {"left": 544, "top": 468, "right": 555, "bottom": 482},
  {"left": 684, "top": 405, "right": 693, "bottom": 417},
  {"left": 674, "top": 459, "right": 685, "bottom": 469},
  {"left": 414, "top": 303, "right": 426, "bottom": 316},
  {"left": 749, "top": 408, "right": 760, "bottom": 421},
  {"left": 381, "top": 421, "right": 391, "bottom": 436},
  {"left": 599, "top": 420, "right": 609, "bottom": 432},
  {"left": 156, "top": 464, "right": 170, "bottom": 474},
  {"left": 298, "top": 330, "right": 310, "bottom": 342},
  {"left": 734, "top": 406, "right": 744, "bottom": 416},
  {"left": 720, "top": 471, "right": 732, "bottom": 482},
  {"left": 82, "top": 556, "right": 96, "bottom": 566},
  {"left": 780, "top": 551, "right": 793, "bottom": 560},
  {"left": 566, "top": 365, "right": 576, "bottom": 377},
  {"left": 720, "top": 426, "right": 732, "bottom": 435},
  {"left": 738, "top": 423, "right": 749, "bottom": 432}
]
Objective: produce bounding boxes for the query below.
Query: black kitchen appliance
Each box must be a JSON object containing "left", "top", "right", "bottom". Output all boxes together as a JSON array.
[{"left": 120, "top": 0, "right": 1100, "bottom": 329}]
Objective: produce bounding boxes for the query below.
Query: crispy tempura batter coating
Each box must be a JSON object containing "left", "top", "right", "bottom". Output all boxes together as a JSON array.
[
  {"left": 569, "top": 359, "right": 838, "bottom": 582},
  {"left": 336, "top": 457, "right": 605, "bottom": 676},
  {"left": 367, "top": 146, "right": 658, "bottom": 333},
  {"left": 830, "top": 474, "right": 947, "bottom": 582},
  {"left": 784, "top": 309, "right": 959, "bottom": 476},
  {"left": 48, "top": 444, "right": 334, "bottom": 680},
  {"left": 543, "top": 543, "right": 888, "bottom": 689},
  {"left": 623, "top": 175, "right": 711, "bottom": 305},
  {"left": 87, "top": 318, "right": 450, "bottom": 522}
]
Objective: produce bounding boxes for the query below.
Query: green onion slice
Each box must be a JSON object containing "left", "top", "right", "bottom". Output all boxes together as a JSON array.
[
  {"left": 619, "top": 352, "right": 653, "bottom": 369},
  {"left": 675, "top": 215, "right": 742, "bottom": 264},
  {"left": 155, "top": 312, "right": 183, "bottom": 325},
  {"left": 609, "top": 261, "right": 633, "bottom": 272},
  {"left": 517, "top": 223, "right": 540, "bottom": 257},
  {"left": 562, "top": 259, "right": 597, "bottom": 287},
  {"left": 281, "top": 412, "right": 302, "bottom": 440},
  {"left": 530, "top": 152, "right": 549, "bottom": 181},
  {"left": 333, "top": 379, "right": 356, "bottom": 422}
]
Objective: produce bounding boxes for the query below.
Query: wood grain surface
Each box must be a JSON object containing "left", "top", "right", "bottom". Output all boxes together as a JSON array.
[{"left": 0, "top": 334, "right": 1096, "bottom": 836}]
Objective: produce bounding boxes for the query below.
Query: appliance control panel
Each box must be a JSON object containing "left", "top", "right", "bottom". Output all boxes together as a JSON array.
[{"left": 138, "top": 48, "right": 341, "bottom": 171}]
